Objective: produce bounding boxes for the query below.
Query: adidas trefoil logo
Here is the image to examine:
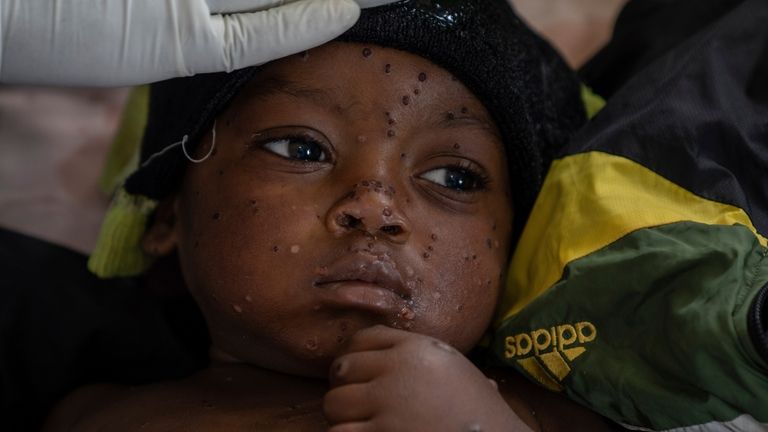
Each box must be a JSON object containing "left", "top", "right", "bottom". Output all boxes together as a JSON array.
[{"left": 503, "top": 322, "right": 596, "bottom": 391}]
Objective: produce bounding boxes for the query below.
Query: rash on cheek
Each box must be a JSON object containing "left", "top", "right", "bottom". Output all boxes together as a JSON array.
[{"left": 412, "top": 222, "right": 506, "bottom": 348}]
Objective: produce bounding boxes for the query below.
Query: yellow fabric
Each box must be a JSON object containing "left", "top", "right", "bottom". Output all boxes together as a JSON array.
[
  {"left": 88, "top": 86, "right": 154, "bottom": 278},
  {"left": 88, "top": 189, "right": 157, "bottom": 278},
  {"left": 497, "top": 151, "right": 768, "bottom": 322},
  {"left": 580, "top": 84, "right": 606, "bottom": 119},
  {"left": 99, "top": 85, "right": 150, "bottom": 195}
]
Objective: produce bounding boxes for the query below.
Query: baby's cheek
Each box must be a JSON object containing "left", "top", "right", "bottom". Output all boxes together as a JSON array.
[
  {"left": 180, "top": 192, "right": 323, "bottom": 319},
  {"left": 414, "top": 222, "right": 506, "bottom": 350},
  {"left": 177, "top": 192, "right": 262, "bottom": 287},
  {"left": 456, "top": 231, "right": 505, "bottom": 311}
]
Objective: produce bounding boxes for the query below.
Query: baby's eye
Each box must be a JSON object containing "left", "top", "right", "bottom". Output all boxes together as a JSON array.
[
  {"left": 419, "top": 166, "right": 487, "bottom": 192},
  {"left": 262, "top": 137, "right": 327, "bottom": 162}
]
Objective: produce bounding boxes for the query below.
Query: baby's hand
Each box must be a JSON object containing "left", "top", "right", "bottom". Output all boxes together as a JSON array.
[{"left": 323, "top": 325, "right": 533, "bottom": 432}]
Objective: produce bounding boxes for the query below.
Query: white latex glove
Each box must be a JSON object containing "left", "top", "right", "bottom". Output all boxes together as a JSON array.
[{"left": 0, "top": 0, "right": 396, "bottom": 87}]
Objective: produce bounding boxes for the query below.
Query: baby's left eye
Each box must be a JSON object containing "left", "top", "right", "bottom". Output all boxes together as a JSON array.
[
  {"left": 262, "top": 137, "right": 327, "bottom": 162},
  {"left": 419, "top": 166, "right": 487, "bottom": 192}
]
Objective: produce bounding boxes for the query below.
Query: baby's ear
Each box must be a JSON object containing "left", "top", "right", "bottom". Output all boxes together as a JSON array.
[{"left": 141, "top": 198, "right": 179, "bottom": 257}]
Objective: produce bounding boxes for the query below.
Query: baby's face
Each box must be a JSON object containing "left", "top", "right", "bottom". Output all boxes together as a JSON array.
[{"left": 150, "top": 42, "right": 513, "bottom": 377}]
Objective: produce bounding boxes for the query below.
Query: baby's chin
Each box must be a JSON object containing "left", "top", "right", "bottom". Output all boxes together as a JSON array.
[{"left": 208, "top": 326, "right": 367, "bottom": 379}]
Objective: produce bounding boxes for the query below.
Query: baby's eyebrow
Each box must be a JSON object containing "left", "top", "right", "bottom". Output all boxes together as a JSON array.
[
  {"left": 435, "top": 114, "right": 493, "bottom": 128},
  {"left": 430, "top": 111, "right": 499, "bottom": 137}
]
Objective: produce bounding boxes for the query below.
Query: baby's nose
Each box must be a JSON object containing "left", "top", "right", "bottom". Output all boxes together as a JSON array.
[{"left": 325, "top": 180, "right": 410, "bottom": 243}]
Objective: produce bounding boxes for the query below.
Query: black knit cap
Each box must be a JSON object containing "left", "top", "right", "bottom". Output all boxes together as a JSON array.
[{"left": 125, "top": 0, "right": 586, "bottom": 238}]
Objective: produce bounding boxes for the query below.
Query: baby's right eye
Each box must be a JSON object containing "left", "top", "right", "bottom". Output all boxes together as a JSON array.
[{"left": 262, "top": 136, "right": 328, "bottom": 162}]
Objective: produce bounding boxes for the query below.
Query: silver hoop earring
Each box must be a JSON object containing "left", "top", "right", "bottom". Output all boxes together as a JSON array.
[{"left": 182, "top": 121, "right": 217, "bottom": 164}]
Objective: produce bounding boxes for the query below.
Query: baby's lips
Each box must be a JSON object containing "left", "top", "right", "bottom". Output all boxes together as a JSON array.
[
  {"left": 312, "top": 280, "right": 406, "bottom": 318},
  {"left": 314, "top": 251, "right": 411, "bottom": 300}
]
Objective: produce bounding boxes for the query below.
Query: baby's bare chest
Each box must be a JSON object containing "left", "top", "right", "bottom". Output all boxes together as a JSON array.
[{"left": 70, "top": 368, "right": 331, "bottom": 432}]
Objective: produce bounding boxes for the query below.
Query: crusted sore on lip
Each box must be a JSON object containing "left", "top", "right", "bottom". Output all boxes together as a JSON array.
[{"left": 314, "top": 252, "right": 412, "bottom": 314}]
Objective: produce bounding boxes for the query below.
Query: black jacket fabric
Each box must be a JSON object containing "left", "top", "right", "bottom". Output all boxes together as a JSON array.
[{"left": 580, "top": 0, "right": 744, "bottom": 97}]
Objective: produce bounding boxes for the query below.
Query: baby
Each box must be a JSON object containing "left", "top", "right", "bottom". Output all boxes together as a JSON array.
[{"left": 45, "top": 1, "right": 614, "bottom": 430}]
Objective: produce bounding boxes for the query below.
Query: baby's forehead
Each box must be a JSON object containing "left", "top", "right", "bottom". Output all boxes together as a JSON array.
[{"left": 231, "top": 42, "right": 501, "bottom": 137}]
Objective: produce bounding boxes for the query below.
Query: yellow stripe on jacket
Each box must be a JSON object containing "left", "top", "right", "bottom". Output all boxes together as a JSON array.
[{"left": 497, "top": 151, "right": 768, "bottom": 323}]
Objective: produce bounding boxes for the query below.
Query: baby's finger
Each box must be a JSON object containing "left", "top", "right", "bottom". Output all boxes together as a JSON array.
[
  {"left": 323, "top": 383, "right": 376, "bottom": 424},
  {"left": 340, "top": 324, "right": 410, "bottom": 355},
  {"left": 329, "top": 350, "right": 390, "bottom": 387}
]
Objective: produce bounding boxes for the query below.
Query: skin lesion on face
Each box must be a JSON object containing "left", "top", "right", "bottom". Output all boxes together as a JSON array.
[{"left": 143, "top": 42, "right": 515, "bottom": 378}]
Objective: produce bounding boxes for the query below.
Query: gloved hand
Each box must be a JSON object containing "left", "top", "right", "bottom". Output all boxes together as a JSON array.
[{"left": 0, "top": 0, "right": 395, "bottom": 87}]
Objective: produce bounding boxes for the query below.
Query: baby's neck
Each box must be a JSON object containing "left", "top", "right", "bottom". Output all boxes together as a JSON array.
[
  {"left": 208, "top": 344, "right": 329, "bottom": 380},
  {"left": 186, "top": 363, "right": 329, "bottom": 429}
]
